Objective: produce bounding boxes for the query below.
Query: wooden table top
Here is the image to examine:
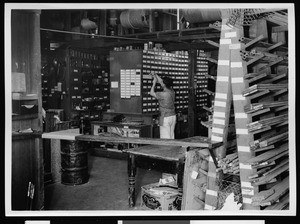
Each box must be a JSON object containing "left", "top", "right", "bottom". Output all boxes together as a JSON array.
[
  {"left": 42, "top": 128, "right": 81, "bottom": 140},
  {"left": 126, "top": 145, "right": 185, "bottom": 162},
  {"left": 76, "top": 135, "right": 213, "bottom": 148}
]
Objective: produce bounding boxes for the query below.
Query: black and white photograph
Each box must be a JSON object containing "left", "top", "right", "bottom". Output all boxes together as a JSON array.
[{"left": 4, "top": 3, "right": 296, "bottom": 218}]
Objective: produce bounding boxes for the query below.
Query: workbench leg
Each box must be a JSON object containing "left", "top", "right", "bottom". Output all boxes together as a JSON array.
[
  {"left": 128, "top": 154, "right": 136, "bottom": 207},
  {"left": 176, "top": 159, "right": 185, "bottom": 210}
]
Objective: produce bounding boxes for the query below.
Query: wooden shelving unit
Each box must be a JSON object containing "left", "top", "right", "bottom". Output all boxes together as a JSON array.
[{"left": 184, "top": 8, "right": 290, "bottom": 211}]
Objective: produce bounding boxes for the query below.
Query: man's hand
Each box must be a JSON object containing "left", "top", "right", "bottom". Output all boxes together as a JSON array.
[{"left": 150, "top": 71, "right": 157, "bottom": 82}]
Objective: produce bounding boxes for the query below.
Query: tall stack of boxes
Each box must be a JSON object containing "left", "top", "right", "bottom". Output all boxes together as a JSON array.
[
  {"left": 110, "top": 49, "right": 193, "bottom": 115},
  {"left": 67, "top": 49, "right": 110, "bottom": 122},
  {"left": 42, "top": 48, "right": 110, "bottom": 126},
  {"left": 142, "top": 50, "right": 189, "bottom": 113},
  {"left": 195, "top": 50, "right": 209, "bottom": 109}
]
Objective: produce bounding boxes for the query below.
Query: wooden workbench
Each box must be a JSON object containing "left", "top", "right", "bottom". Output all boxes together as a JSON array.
[
  {"left": 42, "top": 129, "right": 217, "bottom": 208},
  {"left": 126, "top": 144, "right": 186, "bottom": 208},
  {"left": 75, "top": 134, "right": 213, "bottom": 148}
]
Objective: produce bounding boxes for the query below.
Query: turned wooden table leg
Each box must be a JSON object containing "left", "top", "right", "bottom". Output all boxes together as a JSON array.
[
  {"left": 128, "top": 153, "right": 137, "bottom": 207},
  {"left": 176, "top": 158, "right": 185, "bottom": 210}
]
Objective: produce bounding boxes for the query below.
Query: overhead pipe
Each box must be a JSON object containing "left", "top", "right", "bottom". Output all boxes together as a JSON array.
[
  {"left": 181, "top": 9, "right": 222, "bottom": 23},
  {"left": 120, "top": 9, "right": 149, "bottom": 29}
]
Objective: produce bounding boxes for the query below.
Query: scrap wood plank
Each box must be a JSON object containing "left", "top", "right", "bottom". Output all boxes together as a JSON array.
[
  {"left": 203, "top": 106, "right": 213, "bottom": 113},
  {"left": 272, "top": 25, "right": 288, "bottom": 33},
  {"left": 249, "top": 130, "right": 287, "bottom": 150},
  {"left": 192, "top": 176, "right": 207, "bottom": 189},
  {"left": 264, "top": 41, "right": 284, "bottom": 52},
  {"left": 247, "top": 114, "right": 288, "bottom": 132},
  {"left": 203, "top": 73, "right": 217, "bottom": 81},
  {"left": 244, "top": 72, "right": 258, "bottom": 79},
  {"left": 273, "top": 105, "right": 288, "bottom": 113},
  {"left": 258, "top": 57, "right": 284, "bottom": 71},
  {"left": 206, "top": 57, "right": 218, "bottom": 64},
  {"left": 268, "top": 73, "right": 288, "bottom": 83},
  {"left": 259, "top": 132, "right": 288, "bottom": 147},
  {"left": 265, "top": 17, "right": 287, "bottom": 26},
  {"left": 251, "top": 189, "right": 275, "bottom": 205},
  {"left": 246, "top": 89, "right": 270, "bottom": 100},
  {"left": 251, "top": 163, "right": 289, "bottom": 186},
  {"left": 248, "top": 166, "right": 273, "bottom": 179},
  {"left": 209, "top": 23, "right": 221, "bottom": 31},
  {"left": 251, "top": 150, "right": 289, "bottom": 169},
  {"left": 182, "top": 150, "right": 208, "bottom": 210},
  {"left": 251, "top": 126, "right": 272, "bottom": 135},
  {"left": 262, "top": 158, "right": 289, "bottom": 177},
  {"left": 254, "top": 130, "right": 284, "bottom": 143},
  {"left": 253, "top": 145, "right": 275, "bottom": 153},
  {"left": 259, "top": 176, "right": 289, "bottom": 206},
  {"left": 193, "top": 196, "right": 206, "bottom": 207},
  {"left": 246, "top": 54, "right": 265, "bottom": 66},
  {"left": 245, "top": 39, "right": 287, "bottom": 52},
  {"left": 246, "top": 143, "right": 288, "bottom": 165},
  {"left": 254, "top": 161, "right": 276, "bottom": 169},
  {"left": 203, "top": 88, "right": 215, "bottom": 96},
  {"left": 245, "top": 101, "right": 288, "bottom": 114},
  {"left": 272, "top": 88, "right": 288, "bottom": 97},
  {"left": 243, "top": 84, "right": 288, "bottom": 96},
  {"left": 248, "top": 72, "right": 268, "bottom": 83},
  {"left": 274, "top": 120, "right": 288, "bottom": 128},
  {"left": 206, "top": 40, "right": 220, "bottom": 48},
  {"left": 251, "top": 108, "right": 271, "bottom": 117},
  {"left": 201, "top": 121, "right": 212, "bottom": 128},
  {"left": 263, "top": 192, "right": 289, "bottom": 210},
  {"left": 245, "top": 34, "right": 265, "bottom": 48}
]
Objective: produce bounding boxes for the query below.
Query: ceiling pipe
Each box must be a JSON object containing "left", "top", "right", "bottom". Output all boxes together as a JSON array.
[{"left": 181, "top": 9, "right": 222, "bottom": 23}]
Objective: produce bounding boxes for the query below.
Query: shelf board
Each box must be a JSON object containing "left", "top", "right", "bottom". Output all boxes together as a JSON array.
[
  {"left": 12, "top": 131, "right": 42, "bottom": 140},
  {"left": 12, "top": 113, "right": 39, "bottom": 121}
]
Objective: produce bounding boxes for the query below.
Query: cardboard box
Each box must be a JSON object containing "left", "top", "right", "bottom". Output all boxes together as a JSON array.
[{"left": 140, "top": 182, "right": 181, "bottom": 211}]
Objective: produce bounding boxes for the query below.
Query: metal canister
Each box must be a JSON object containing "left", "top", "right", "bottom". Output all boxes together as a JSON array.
[{"left": 60, "top": 140, "right": 89, "bottom": 185}]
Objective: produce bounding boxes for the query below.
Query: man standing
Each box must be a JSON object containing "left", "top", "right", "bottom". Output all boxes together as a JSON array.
[{"left": 149, "top": 72, "right": 176, "bottom": 139}]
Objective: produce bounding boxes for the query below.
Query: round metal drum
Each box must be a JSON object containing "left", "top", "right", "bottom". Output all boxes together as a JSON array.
[
  {"left": 60, "top": 140, "right": 89, "bottom": 185},
  {"left": 61, "top": 167, "right": 89, "bottom": 185}
]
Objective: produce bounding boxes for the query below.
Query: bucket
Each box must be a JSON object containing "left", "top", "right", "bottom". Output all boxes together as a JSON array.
[{"left": 60, "top": 140, "right": 89, "bottom": 185}]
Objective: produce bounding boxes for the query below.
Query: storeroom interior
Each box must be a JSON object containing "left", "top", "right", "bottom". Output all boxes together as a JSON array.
[{"left": 9, "top": 6, "right": 291, "bottom": 212}]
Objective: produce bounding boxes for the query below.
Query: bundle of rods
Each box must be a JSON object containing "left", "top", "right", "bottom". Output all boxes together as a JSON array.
[
  {"left": 242, "top": 83, "right": 288, "bottom": 96},
  {"left": 216, "top": 152, "right": 240, "bottom": 174},
  {"left": 244, "top": 101, "right": 288, "bottom": 114},
  {"left": 247, "top": 114, "right": 288, "bottom": 132}
]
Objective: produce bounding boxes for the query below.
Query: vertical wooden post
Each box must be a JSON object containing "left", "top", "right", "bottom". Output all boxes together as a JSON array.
[
  {"left": 176, "top": 157, "right": 185, "bottom": 210},
  {"left": 11, "top": 9, "right": 44, "bottom": 210},
  {"left": 204, "top": 10, "right": 233, "bottom": 210},
  {"left": 229, "top": 25, "right": 259, "bottom": 210},
  {"left": 162, "top": 13, "right": 172, "bottom": 31},
  {"left": 188, "top": 49, "right": 196, "bottom": 137},
  {"left": 128, "top": 154, "right": 137, "bottom": 207},
  {"left": 98, "top": 10, "right": 107, "bottom": 36}
]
